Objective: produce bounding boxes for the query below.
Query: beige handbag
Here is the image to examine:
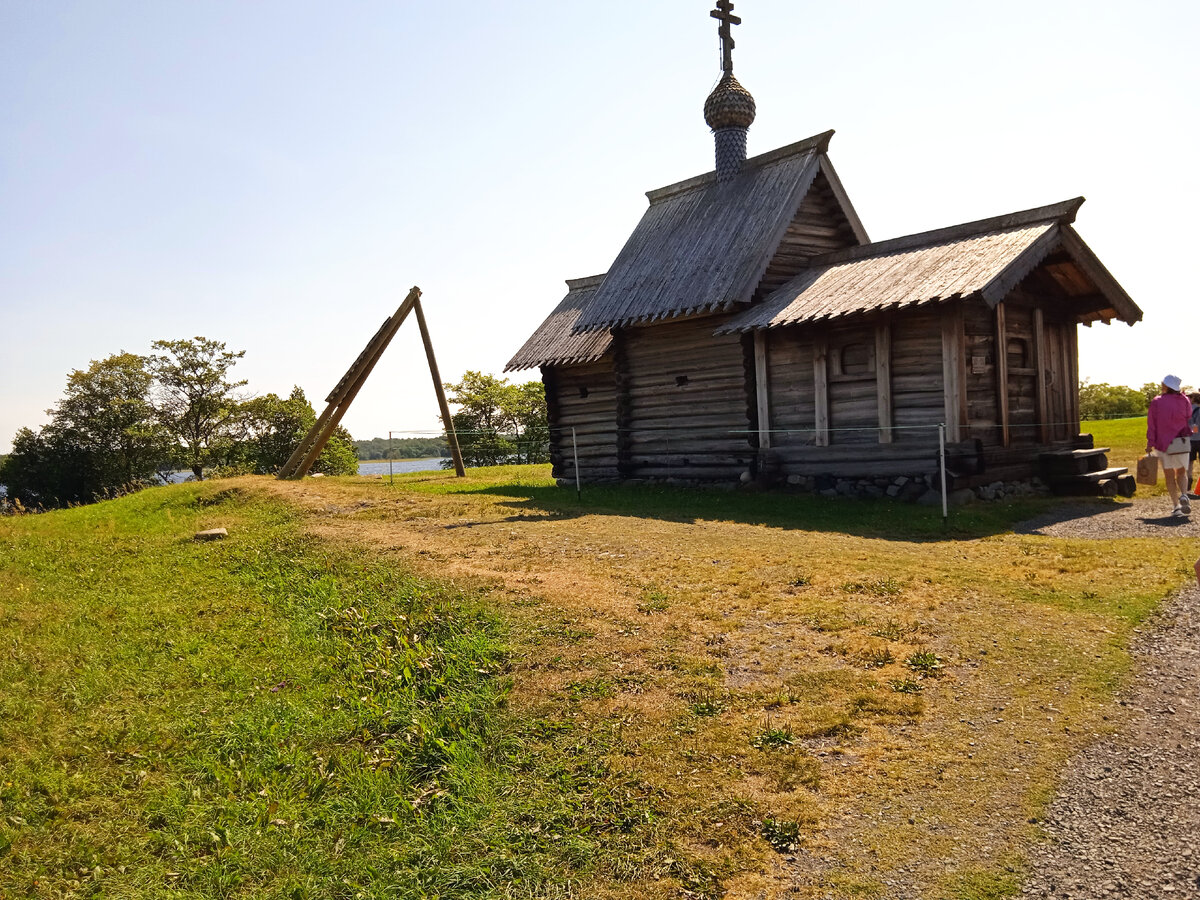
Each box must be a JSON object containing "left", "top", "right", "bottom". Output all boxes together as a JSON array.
[{"left": 1136, "top": 454, "right": 1159, "bottom": 486}]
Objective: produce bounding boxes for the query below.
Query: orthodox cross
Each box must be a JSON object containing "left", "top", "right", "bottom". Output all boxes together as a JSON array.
[{"left": 710, "top": 0, "right": 741, "bottom": 73}]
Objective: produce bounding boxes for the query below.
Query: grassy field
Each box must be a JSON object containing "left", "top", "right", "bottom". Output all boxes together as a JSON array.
[{"left": 2, "top": 466, "right": 1195, "bottom": 898}]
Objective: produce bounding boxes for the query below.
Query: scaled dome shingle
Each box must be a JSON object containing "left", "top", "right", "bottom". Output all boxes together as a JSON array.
[{"left": 703, "top": 71, "right": 756, "bottom": 130}]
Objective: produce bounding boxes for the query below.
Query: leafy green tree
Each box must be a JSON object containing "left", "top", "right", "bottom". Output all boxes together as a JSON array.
[
  {"left": 1140, "top": 382, "right": 1163, "bottom": 409},
  {"left": 0, "top": 353, "right": 170, "bottom": 507},
  {"left": 233, "top": 386, "right": 358, "bottom": 476},
  {"left": 353, "top": 436, "right": 448, "bottom": 460},
  {"left": 443, "top": 371, "right": 549, "bottom": 467},
  {"left": 445, "top": 371, "right": 518, "bottom": 467},
  {"left": 149, "top": 337, "right": 247, "bottom": 480},
  {"left": 507, "top": 380, "right": 549, "bottom": 464},
  {"left": 1079, "top": 380, "right": 1151, "bottom": 421}
]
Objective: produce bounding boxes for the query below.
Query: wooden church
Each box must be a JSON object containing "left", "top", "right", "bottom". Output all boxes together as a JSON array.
[{"left": 506, "top": 3, "right": 1141, "bottom": 491}]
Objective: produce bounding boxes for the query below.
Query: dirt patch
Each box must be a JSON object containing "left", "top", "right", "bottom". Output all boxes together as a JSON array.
[{"left": 258, "top": 475, "right": 1193, "bottom": 899}]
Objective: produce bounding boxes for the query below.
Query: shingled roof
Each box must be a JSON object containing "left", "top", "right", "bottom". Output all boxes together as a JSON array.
[
  {"left": 504, "top": 275, "right": 612, "bottom": 372},
  {"left": 719, "top": 198, "right": 1142, "bottom": 333},
  {"left": 573, "top": 130, "right": 854, "bottom": 332}
]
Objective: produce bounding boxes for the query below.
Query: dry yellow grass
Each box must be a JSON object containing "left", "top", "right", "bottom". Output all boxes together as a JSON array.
[{"left": 264, "top": 467, "right": 1193, "bottom": 899}]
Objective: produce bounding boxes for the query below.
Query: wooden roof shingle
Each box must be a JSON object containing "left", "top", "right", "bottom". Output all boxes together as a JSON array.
[
  {"left": 572, "top": 131, "right": 838, "bottom": 332},
  {"left": 504, "top": 276, "right": 612, "bottom": 371},
  {"left": 719, "top": 198, "right": 1142, "bottom": 332}
]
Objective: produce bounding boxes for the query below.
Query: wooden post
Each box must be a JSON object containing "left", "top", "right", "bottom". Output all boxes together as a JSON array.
[
  {"left": 754, "top": 331, "right": 771, "bottom": 449},
  {"left": 279, "top": 288, "right": 420, "bottom": 479},
  {"left": 1066, "top": 321, "right": 1080, "bottom": 433},
  {"left": 875, "top": 323, "right": 892, "bottom": 444},
  {"left": 413, "top": 297, "right": 466, "bottom": 477},
  {"left": 813, "top": 333, "right": 829, "bottom": 447},
  {"left": 994, "top": 302, "right": 1010, "bottom": 447},
  {"left": 941, "top": 306, "right": 965, "bottom": 442},
  {"left": 1033, "top": 307, "right": 1049, "bottom": 443}
]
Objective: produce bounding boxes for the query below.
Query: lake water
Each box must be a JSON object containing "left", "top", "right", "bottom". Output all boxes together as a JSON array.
[{"left": 358, "top": 458, "right": 449, "bottom": 476}]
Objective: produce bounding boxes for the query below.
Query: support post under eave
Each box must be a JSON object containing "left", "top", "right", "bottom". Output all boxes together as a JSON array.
[
  {"left": 754, "top": 331, "right": 771, "bottom": 449},
  {"left": 813, "top": 333, "right": 829, "bottom": 447},
  {"left": 941, "top": 306, "right": 965, "bottom": 443},
  {"left": 995, "top": 302, "right": 1011, "bottom": 447},
  {"left": 414, "top": 297, "right": 466, "bottom": 477},
  {"left": 1033, "top": 308, "right": 1049, "bottom": 443},
  {"left": 875, "top": 323, "right": 892, "bottom": 444}
]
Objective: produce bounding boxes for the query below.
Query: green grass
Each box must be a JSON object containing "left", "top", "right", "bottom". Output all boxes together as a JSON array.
[
  {"left": 0, "top": 483, "right": 669, "bottom": 898},
  {"left": 375, "top": 464, "right": 1061, "bottom": 541},
  {"left": 1085, "top": 416, "right": 1148, "bottom": 473}
]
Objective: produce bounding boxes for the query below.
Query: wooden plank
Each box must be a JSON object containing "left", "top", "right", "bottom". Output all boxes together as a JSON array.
[
  {"left": 280, "top": 287, "right": 420, "bottom": 479},
  {"left": 1034, "top": 307, "right": 1049, "bottom": 442},
  {"left": 875, "top": 323, "right": 892, "bottom": 444},
  {"left": 814, "top": 333, "right": 829, "bottom": 447},
  {"left": 413, "top": 298, "right": 465, "bottom": 478},
  {"left": 995, "top": 302, "right": 1010, "bottom": 447},
  {"left": 1066, "top": 321, "right": 1080, "bottom": 432},
  {"left": 754, "top": 331, "right": 770, "bottom": 449},
  {"left": 941, "top": 306, "right": 964, "bottom": 442}
]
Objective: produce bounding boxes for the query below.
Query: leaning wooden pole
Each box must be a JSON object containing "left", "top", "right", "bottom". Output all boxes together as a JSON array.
[
  {"left": 278, "top": 287, "right": 421, "bottom": 479},
  {"left": 413, "top": 297, "right": 466, "bottom": 478}
]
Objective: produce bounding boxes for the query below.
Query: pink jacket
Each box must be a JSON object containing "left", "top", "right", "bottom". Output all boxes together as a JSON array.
[{"left": 1146, "top": 392, "right": 1192, "bottom": 452}]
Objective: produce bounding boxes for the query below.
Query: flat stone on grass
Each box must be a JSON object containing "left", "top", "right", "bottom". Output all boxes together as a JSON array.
[{"left": 194, "top": 528, "right": 228, "bottom": 542}]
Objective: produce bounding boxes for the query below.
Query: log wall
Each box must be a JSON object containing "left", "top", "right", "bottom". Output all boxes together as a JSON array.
[
  {"left": 890, "top": 310, "right": 945, "bottom": 447},
  {"left": 1001, "top": 302, "right": 1040, "bottom": 446},
  {"left": 618, "top": 315, "right": 755, "bottom": 480},
  {"left": 963, "top": 298, "right": 1000, "bottom": 441},
  {"left": 544, "top": 298, "right": 1083, "bottom": 486},
  {"left": 542, "top": 359, "right": 619, "bottom": 481}
]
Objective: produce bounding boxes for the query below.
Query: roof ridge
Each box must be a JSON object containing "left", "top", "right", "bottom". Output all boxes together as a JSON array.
[
  {"left": 565, "top": 274, "right": 606, "bottom": 290},
  {"left": 645, "top": 130, "right": 835, "bottom": 204},
  {"left": 809, "top": 197, "right": 1085, "bottom": 267}
]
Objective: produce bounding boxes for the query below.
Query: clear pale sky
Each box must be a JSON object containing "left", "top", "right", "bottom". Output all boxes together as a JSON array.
[{"left": 2, "top": 1, "right": 1196, "bottom": 453}]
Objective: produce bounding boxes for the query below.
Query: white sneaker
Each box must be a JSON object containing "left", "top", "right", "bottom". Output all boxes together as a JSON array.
[
  {"left": 1173, "top": 505, "right": 1184, "bottom": 517},
  {"left": 1181, "top": 495, "right": 1192, "bottom": 514}
]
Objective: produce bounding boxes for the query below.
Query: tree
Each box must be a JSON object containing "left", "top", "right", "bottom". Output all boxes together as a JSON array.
[
  {"left": 149, "top": 337, "right": 247, "bottom": 480},
  {"left": 235, "top": 386, "right": 358, "bottom": 476},
  {"left": 445, "top": 371, "right": 518, "bottom": 467},
  {"left": 506, "top": 380, "right": 549, "bottom": 464},
  {"left": 443, "top": 371, "right": 549, "bottom": 467},
  {"left": 1079, "top": 380, "right": 1151, "bottom": 421},
  {"left": 0, "top": 353, "right": 170, "bottom": 507},
  {"left": 53, "top": 353, "right": 173, "bottom": 487}
]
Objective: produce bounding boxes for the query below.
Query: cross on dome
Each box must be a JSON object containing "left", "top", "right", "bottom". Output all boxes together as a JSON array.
[{"left": 710, "top": 0, "right": 741, "bottom": 73}]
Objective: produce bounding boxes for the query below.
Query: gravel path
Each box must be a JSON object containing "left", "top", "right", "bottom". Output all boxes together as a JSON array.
[
  {"left": 1016, "top": 497, "right": 1200, "bottom": 539},
  {"left": 1020, "top": 580, "right": 1200, "bottom": 898}
]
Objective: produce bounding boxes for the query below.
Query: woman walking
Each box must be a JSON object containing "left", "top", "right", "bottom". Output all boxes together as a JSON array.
[{"left": 1146, "top": 374, "right": 1193, "bottom": 516}]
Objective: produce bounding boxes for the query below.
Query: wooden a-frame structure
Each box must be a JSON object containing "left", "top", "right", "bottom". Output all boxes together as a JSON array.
[{"left": 277, "top": 286, "right": 466, "bottom": 479}]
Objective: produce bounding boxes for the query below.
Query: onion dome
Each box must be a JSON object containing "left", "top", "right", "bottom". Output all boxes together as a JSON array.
[{"left": 703, "top": 71, "right": 756, "bottom": 131}]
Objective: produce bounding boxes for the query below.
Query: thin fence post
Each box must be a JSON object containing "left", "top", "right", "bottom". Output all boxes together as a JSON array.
[
  {"left": 938, "top": 423, "right": 949, "bottom": 526},
  {"left": 388, "top": 431, "right": 394, "bottom": 486},
  {"left": 572, "top": 427, "right": 581, "bottom": 501}
]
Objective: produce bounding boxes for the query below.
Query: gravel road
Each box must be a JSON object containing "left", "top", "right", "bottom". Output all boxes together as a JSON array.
[
  {"left": 1016, "top": 497, "right": 1200, "bottom": 540},
  {"left": 1019, "top": 578, "right": 1200, "bottom": 897}
]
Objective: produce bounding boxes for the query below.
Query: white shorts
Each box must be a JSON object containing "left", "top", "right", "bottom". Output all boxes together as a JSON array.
[{"left": 1154, "top": 437, "right": 1189, "bottom": 470}]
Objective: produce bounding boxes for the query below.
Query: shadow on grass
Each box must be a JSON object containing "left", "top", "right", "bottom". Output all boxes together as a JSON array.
[{"left": 428, "top": 479, "right": 1093, "bottom": 542}]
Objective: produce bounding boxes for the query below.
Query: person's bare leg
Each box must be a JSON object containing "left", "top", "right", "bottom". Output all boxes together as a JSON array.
[
  {"left": 1166, "top": 467, "right": 1182, "bottom": 509},
  {"left": 1194, "top": 557, "right": 1200, "bottom": 587}
]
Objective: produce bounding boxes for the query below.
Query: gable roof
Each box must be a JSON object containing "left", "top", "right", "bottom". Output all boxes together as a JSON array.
[
  {"left": 573, "top": 130, "right": 866, "bottom": 332},
  {"left": 504, "top": 275, "right": 612, "bottom": 371},
  {"left": 719, "top": 198, "right": 1142, "bottom": 332}
]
